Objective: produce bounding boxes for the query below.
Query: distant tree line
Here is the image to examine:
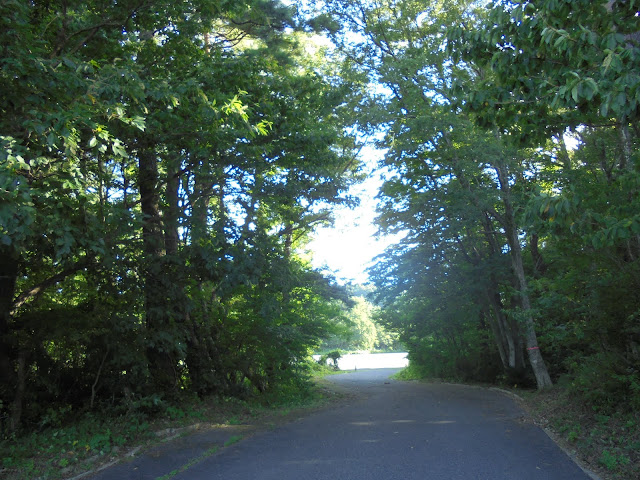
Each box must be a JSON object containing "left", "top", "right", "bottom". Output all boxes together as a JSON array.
[{"left": 319, "top": 293, "right": 403, "bottom": 353}]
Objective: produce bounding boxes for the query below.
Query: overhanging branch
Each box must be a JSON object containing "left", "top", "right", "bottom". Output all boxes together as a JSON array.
[{"left": 11, "top": 258, "right": 91, "bottom": 315}]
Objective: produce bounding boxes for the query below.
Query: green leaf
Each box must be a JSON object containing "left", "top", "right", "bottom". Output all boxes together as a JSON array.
[
  {"left": 62, "top": 57, "right": 76, "bottom": 69},
  {"left": 571, "top": 84, "right": 579, "bottom": 103},
  {"left": 130, "top": 116, "right": 146, "bottom": 131},
  {"left": 112, "top": 141, "right": 128, "bottom": 158},
  {"left": 602, "top": 52, "right": 613, "bottom": 72}
]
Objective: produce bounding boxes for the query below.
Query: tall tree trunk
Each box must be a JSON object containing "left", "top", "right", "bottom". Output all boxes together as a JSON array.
[
  {"left": 446, "top": 141, "right": 528, "bottom": 381},
  {"left": 0, "top": 249, "right": 18, "bottom": 429},
  {"left": 477, "top": 213, "right": 526, "bottom": 377},
  {"left": 138, "top": 145, "right": 165, "bottom": 314},
  {"left": 483, "top": 277, "right": 527, "bottom": 377},
  {"left": 138, "top": 143, "right": 174, "bottom": 389},
  {"left": 486, "top": 289, "right": 521, "bottom": 371},
  {"left": 185, "top": 158, "right": 219, "bottom": 395},
  {"left": 191, "top": 158, "right": 214, "bottom": 244},
  {"left": 483, "top": 302, "right": 508, "bottom": 369},
  {"left": 495, "top": 162, "right": 553, "bottom": 389},
  {"left": 10, "top": 350, "right": 26, "bottom": 432}
]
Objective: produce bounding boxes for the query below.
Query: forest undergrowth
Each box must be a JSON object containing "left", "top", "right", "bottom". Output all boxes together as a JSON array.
[
  {"left": 521, "top": 386, "right": 640, "bottom": 480},
  {"left": 0, "top": 363, "right": 342, "bottom": 480}
]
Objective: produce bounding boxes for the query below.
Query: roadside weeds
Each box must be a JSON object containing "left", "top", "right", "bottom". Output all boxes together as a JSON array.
[
  {"left": 516, "top": 387, "right": 640, "bottom": 480},
  {"left": 0, "top": 378, "right": 349, "bottom": 480}
]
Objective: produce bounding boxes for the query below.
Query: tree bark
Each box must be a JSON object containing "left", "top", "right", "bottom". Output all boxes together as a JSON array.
[
  {"left": 9, "top": 351, "right": 26, "bottom": 432},
  {"left": 495, "top": 161, "right": 553, "bottom": 389},
  {"left": 282, "top": 221, "right": 293, "bottom": 304},
  {"left": 191, "top": 158, "right": 214, "bottom": 244},
  {"left": 138, "top": 145, "right": 165, "bottom": 319},
  {"left": 138, "top": 143, "right": 175, "bottom": 389},
  {"left": 483, "top": 302, "right": 508, "bottom": 369},
  {"left": 185, "top": 160, "right": 233, "bottom": 395},
  {"left": 164, "top": 156, "right": 181, "bottom": 257},
  {"left": 618, "top": 120, "right": 632, "bottom": 171},
  {"left": 530, "top": 233, "right": 548, "bottom": 277},
  {"left": 0, "top": 249, "right": 18, "bottom": 418}
]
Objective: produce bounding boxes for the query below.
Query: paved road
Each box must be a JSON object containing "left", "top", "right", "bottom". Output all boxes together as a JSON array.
[{"left": 172, "top": 369, "right": 592, "bottom": 480}]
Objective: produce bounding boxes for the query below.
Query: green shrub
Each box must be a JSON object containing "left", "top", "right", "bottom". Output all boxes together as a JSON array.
[{"left": 567, "top": 352, "right": 640, "bottom": 413}]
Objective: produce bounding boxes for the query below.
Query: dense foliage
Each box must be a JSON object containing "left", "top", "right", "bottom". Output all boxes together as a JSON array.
[
  {"left": 316, "top": 0, "right": 640, "bottom": 408},
  {"left": 0, "top": 0, "right": 363, "bottom": 433},
  {"left": 3, "top": 0, "right": 639, "bottom": 452}
]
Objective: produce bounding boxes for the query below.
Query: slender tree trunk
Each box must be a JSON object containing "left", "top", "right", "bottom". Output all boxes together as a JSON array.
[
  {"left": 446, "top": 141, "right": 528, "bottom": 380},
  {"left": 476, "top": 213, "right": 526, "bottom": 377},
  {"left": 619, "top": 120, "right": 632, "bottom": 171},
  {"left": 485, "top": 285, "right": 526, "bottom": 374},
  {"left": 282, "top": 221, "right": 293, "bottom": 304},
  {"left": 164, "top": 156, "right": 181, "bottom": 257},
  {"left": 486, "top": 290, "right": 514, "bottom": 366},
  {"left": 495, "top": 162, "right": 553, "bottom": 389},
  {"left": 191, "top": 159, "right": 212, "bottom": 244},
  {"left": 530, "top": 233, "right": 548, "bottom": 277},
  {"left": 484, "top": 302, "right": 508, "bottom": 369},
  {"left": 138, "top": 145, "right": 165, "bottom": 314}
]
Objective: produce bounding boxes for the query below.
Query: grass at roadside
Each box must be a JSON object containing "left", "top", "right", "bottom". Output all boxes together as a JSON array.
[
  {"left": 519, "top": 387, "right": 640, "bottom": 480},
  {"left": 391, "top": 363, "right": 430, "bottom": 381},
  {"left": 0, "top": 370, "right": 347, "bottom": 480}
]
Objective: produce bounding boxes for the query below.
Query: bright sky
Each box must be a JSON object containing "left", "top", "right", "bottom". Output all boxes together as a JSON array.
[
  {"left": 291, "top": 9, "right": 403, "bottom": 284},
  {"left": 307, "top": 146, "right": 402, "bottom": 285}
]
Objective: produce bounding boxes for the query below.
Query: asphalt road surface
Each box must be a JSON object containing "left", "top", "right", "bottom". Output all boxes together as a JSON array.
[{"left": 171, "top": 369, "right": 592, "bottom": 480}]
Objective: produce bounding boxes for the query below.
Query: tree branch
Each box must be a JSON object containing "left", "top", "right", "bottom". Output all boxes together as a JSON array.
[
  {"left": 51, "top": 0, "right": 152, "bottom": 58},
  {"left": 11, "top": 258, "right": 90, "bottom": 314}
]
